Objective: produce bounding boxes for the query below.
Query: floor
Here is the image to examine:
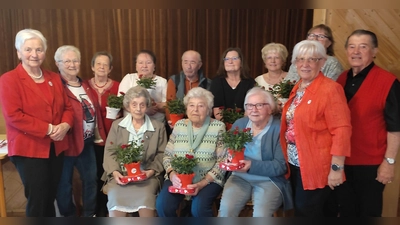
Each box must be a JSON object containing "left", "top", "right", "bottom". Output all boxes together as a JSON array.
[{"left": 5, "top": 197, "right": 400, "bottom": 217}]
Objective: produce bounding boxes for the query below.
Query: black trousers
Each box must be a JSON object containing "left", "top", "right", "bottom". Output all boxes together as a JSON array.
[
  {"left": 94, "top": 144, "right": 108, "bottom": 217},
  {"left": 290, "top": 164, "right": 331, "bottom": 217},
  {"left": 10, "top": 143, "right": 64, "bottom": 217},
  {"left": 335, "top": 165, "right": 385, "bottom": 217}
]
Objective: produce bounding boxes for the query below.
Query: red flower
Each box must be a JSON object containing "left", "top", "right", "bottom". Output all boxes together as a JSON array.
[
  {"left": 219, "top": 106, "right": 225, "bottom": 109},
  {"left": 139, "top": 74, "right": 143, "bottom": 79},
  {"left": 119, "top": 91, "right": 125, "bottom": 96},
  {"left": 110, "top": 141, "right": 114, "bottom": 145},
  {"left": 185, "top": 154, "right": 194, "bottom": 159},
  {"left": 120, "top": 144, "right": 128, "bottom": 149},
  {"left": 233, "top": 130, "right": 239, "bottom": 135},
  {"left": 236, "top": 108, "right": 242, "bottom": 113}
]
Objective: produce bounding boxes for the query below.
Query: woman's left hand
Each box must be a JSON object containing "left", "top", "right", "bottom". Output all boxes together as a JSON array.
[
  {"left": 236, "top": 159, "right": 251, "bottom": 173},
  {"left": 328, "top": 170, "right": 344, "bottom": 190},
  {"left": 143, "top": 169, "right": 155, "bottom": 179},
  {"left": 49, "top": 122, "right": 70, "bottom": 141},
  {"left": 186, "top": 182, "right": 205, "bottom": 196}
]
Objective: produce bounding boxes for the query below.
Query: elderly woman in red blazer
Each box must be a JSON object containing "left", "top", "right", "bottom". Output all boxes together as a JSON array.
[
  {"left": 280, "top": 40, "right": 352, "bottom": 217},
  {"left": 0, "top": 29, "right": 73, "bottom": 217}
]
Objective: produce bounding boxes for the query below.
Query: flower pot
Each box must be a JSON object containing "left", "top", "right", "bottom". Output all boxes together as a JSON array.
[
  {"left": 124, "top": 162, "right": 142, "bottom": 176},
  {"left": 105, "top": 106, "right": 120, "bottom": 119},
  {"left": 278, "top": 98, "right": 289, "bottom": 107},
  {"left": 146, "top": 88, "right": 154, "bottom": 97},
  {"left": 176, "top": 173, "right": 195, "bottom": 188},
  {"left": 225, "top": 122, "right": 233, "bottom": 131},
  {"left": 227, "top": 148, "right": 245, "bottom": 164},
  {"left": 170, "top": 113, "right": 184, "bottom": 126}
]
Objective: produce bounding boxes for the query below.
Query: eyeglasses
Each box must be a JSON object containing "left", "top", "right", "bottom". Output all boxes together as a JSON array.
[
  {"left": 58, "top": 60, "right": 81, "bottom": 65},
  {"left": 295, "top": 57, "right": 323, "bottom": 64},
  {"left": 244, "top": 103, "right": 269, "bottom": 110},
  {"left": 223, "top": 56, "right": 240, "bottom": 62},
  {"left": 307, "top": 33, "right": 328, "bottom": 40}
]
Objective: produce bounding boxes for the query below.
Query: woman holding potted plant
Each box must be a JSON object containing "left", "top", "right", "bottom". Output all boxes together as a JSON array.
[
  {"left": 156, "top": 87, "right": 227, "bottom": 217},
  {"left": 218, "top": 87, "right": 293, "bottom": 217},
  {"left": 118, "top": 50, "right": 167, "bottom": 123},
  {"left": 102, "top": 86, "right": 167, "bottom": 217}
]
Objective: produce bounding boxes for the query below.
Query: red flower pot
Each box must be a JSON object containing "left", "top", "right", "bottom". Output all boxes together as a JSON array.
[
  {"left": 176, "top": 173, "right": 195, "bottom": 188},
  {"left": 170, "top": 113, "right": 184, "bottom": 126},
  {"left": 124, "top": 162, "right": 142, "bottom": 176},
  {"left": 225, "top": 122, "right": 233, "bottom": 131},
  {"left": 227, "top": 148, "right": 245, "bottom": 164}
]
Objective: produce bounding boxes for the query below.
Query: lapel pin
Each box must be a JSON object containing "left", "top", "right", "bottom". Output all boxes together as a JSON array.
[
  {"left": 48, "top": 81, "right": 53, "bottom": 86},
  {"left": 307, "top": 100, "right": 311, "bottom": 104}
]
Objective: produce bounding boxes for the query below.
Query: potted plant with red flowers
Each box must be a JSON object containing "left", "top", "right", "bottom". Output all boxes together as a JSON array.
[
  {"left": 220, "top": 106, "right": 244, "bottom": 130},
  {"left": 220, "top": 126, "right": 253, "bottom": 171},
  {"left": 109, "top": 140, "right": 146, "bottom": 182},
  {"left": 136, "top": 74, "right": 157, "bottom": 95},
  {"left": 106, "top": 92, "right": 125, "bottom": 119},
  {"left": 268, "top": 80, "right": 296, "bottom": 106},
  {"left": 168, "top": 154, "right": 198, "bottom": 194},
  {"left": 165, "top": 98, "right": 186, "bottom": 126}
]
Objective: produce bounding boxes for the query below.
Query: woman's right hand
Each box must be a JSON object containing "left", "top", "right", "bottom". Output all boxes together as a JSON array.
[
  {"left": 112, "top": 171, "right": 127, "bottom": 185},
  {"left": 169, "top": 171, "right": 182, "bottom": 188}
]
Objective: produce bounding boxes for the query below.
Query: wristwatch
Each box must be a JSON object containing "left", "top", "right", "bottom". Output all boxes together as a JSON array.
[
  {"left": 385, "top": 157, "right": 396, "bottom": 165},
  {"left": 331, "top": 164, "right": 345, "bottom": 171}
]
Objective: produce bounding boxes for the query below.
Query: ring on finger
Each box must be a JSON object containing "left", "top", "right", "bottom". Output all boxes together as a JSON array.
[{"left": 336, "top": 183, "right": 340, "bottom": 186}]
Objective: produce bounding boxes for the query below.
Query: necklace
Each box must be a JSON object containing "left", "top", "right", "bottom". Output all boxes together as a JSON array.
[
  {"left": 28, "top": 69, "right": 43, "bottom": 79},
  {"left": 94, "top": 78, "right": 109, "bottom": 88}
]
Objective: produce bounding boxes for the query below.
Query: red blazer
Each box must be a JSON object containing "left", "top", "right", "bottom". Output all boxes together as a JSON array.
[
  {"left": 0, "top": 64, "right": 74, "bottom": 158},
  {"left": 62, "top": 77, "right": 107, "bottom": 156},
  {"left": 280, "top": 73, "right": 352, "bottom": 190}
]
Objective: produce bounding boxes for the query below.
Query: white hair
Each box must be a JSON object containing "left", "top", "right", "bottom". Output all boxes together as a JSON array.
[
  {"left": 15, "top": 29, "right": 47, "bottom": 52},
  {"left": 291, "top": 40, "right": 327, "bottom": 64},
  {"left": 183, "top": 87, "right": 214, "bottom": 115},
  {"left": 54, "top": 45, "right": 81, "bottom": 62},
  {"left": 244, "top": 87, "right": 277, "bottom": 113}
]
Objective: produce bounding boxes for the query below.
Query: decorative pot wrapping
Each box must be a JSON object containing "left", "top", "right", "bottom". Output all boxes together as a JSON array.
[
  {"left": 225, "top": 122, "right": 233, "bottom": 131},
  {"left": 176, "top": 173, "right": 195, "bottom": 188},
  {"left": 170, "top": 113, "right": 184, "bottom": 126},
  {"left": 124, "top": 162, "right": 142, "bottom": 176},
  {"left": 227, "top": 148, "right": 245, "bottom": 164},
  {"left": 105, "top": 106, "right": 120, "bottom": 119}
]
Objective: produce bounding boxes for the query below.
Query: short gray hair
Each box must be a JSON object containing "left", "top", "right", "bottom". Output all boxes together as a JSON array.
[
  {"left": 123, "top": 86, "right": 152, "bottom": 110},
  {"left": 54, "top": 45, "right": 81, "bottom": 62},
  {"left": 15, "top": 29, "right": 47, "bottom": 52},
  {"left": 244, "top": 87, "right": 277, "bottom": 113},
  {"left": 183, "top": 87, "right": 214, "bottom": 116},
  {"left": 291, "top": 40, "right": 327, "bottom": 64}
]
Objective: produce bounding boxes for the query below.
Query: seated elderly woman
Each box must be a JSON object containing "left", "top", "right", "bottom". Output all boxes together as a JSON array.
[
  {"left": 102, "top": 86, "right": 167, "bottom": 217},
  {"left": 280, "top": 40, "right": 351, "bottom": 217},
  {"left": 218, "top": 87, "right": 293, "bottom": 217},
  {"left": 156, "top": 87, "right": 226, "bottom": 217}
]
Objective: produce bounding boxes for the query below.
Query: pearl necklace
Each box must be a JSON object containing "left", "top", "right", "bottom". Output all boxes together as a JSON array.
[{"left": 28, "top": 69, "right": 43, "bottom": 79}]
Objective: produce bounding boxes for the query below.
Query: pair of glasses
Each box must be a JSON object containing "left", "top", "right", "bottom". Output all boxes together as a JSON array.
[
  {"left": 223, "top": 56, "right": 240, "bottom": 61},
  {"left": 58, "top": 60, "right": 81, "bottom": 65},
  {"left": 295, "top": 57, "right": 323, "bottom": 64},
  {"left": 244, "top": 103, "right": 269, "bottom": 110},
  {"left": 307, "top": 33, "right": 328, "bottom": 40}
]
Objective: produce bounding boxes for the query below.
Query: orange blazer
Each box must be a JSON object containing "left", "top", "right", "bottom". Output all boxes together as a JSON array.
[
  {"left": 0, "top": 64, "right": 74, "bottom": 158},
  {"left": 280, "top": 73, "right": 352, "bottom": 190}
]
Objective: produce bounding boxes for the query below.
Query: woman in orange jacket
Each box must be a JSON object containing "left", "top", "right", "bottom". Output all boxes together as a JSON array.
[{"left": 280, "top": 40, "right": 352, "bottom": 217}]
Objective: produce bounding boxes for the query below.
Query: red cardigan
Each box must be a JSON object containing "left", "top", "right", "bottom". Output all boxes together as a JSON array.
[
  {"left": 336, "top": 65, "right": 396, "bottom": 165},
  {"left": 0, "top": 64, "right": 74, "bottom": 158},
  {"left": 280, "top": 73, "right": 352, "bottom": 190},
  {"left": 62, "top": 78, "right": 106, "bottom": 156},
  {"left": 85, "top": 79, "right": 120, "bottom": 135}
]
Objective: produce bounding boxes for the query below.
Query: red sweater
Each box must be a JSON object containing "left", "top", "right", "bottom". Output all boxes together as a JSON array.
[{"left": 337, "top": 65, "right": 396, "bottom": 165}]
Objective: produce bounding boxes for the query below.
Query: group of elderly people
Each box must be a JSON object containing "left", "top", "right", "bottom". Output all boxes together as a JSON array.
[{"left": 0, "top": 24, "right": 399, "bottom": 218}]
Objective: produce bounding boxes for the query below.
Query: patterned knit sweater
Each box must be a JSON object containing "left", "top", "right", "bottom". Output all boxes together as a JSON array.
[{"left": 163, "top": 118, "right": 227, "bottom": 186}]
